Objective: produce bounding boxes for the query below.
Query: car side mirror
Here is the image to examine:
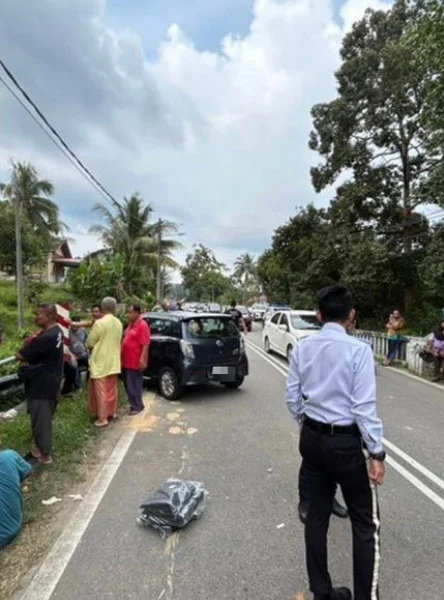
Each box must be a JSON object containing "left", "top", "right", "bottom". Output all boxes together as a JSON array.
[{"left": 279, "top": 324, "right": 288, "bottom": 332}]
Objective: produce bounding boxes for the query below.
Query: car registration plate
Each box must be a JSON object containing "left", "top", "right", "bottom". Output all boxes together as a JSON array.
[{"left": 208, "top": 366, "right": 235, "bottom": 381}]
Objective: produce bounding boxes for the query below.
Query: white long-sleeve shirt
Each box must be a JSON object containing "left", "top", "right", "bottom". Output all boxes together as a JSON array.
[{"left": 285, "top": 322, "right": 383, "bottom": 454}]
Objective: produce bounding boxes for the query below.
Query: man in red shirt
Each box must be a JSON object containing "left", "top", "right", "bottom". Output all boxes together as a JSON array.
[{"left": 121, "top": 305, "right": 151, "bottom": 415}]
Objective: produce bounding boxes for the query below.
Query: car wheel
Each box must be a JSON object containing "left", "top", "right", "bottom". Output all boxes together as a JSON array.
[
  {"left": 223, "top": 376, "right": 245, "bottom": 390},
  {"left": 287, "top": 345, "right": 293, "bottom": 363},
  {"left": 158, "top": 367, "right": 182, "bottom": 400},
  {"left": 264, "top": 336, "right": 271, "bottom": 353}
]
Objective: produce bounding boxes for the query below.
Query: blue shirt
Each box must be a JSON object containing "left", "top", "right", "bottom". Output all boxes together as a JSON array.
[
  {"left": 286, "top": 322, "right": 383, "bottom": 454},
  {"left": 0, "top": 450, "right": 31, "bottom": 548}
]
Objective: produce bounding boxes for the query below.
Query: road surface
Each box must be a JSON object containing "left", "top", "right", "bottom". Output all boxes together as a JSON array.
[{"left": 18, "top": 326, "right": 444, "bottom": 600}]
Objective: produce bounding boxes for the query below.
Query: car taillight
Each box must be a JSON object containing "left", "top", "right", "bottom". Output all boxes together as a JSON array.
[{"left": 180, "top": 340, "right": 195, "bottom": 358}]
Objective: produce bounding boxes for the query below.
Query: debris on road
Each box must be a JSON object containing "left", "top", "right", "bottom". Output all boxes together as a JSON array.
[
  {"left": 138, "top": 479, "right": 207, "bottom": 538},
  {"left": 0, "top": 408, "right": 18, "bottom": 421},
  {"left": 68, "top": 494, "right": 83, "bottom": 501},
  {"left": 267, "top": 467, "right": 273, "bottom": 473},
  {"left": 276, "top": 523, "right": 285, "bottom": 529},
  {"left": 41, "top": 496, "right": 62, "bottom": 506}
]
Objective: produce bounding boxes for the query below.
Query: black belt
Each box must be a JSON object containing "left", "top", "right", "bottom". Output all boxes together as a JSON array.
[{"left": 303, "top": 416, "right": 360, "bottom": 437}]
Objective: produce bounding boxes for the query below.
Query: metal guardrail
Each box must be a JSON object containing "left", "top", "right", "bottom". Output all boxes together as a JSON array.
[
  {"left": 0, "top": 355, "right": 15, "bottom": 366},
  {"left": 0, "top": 356, "right": 19, "bottom": 393}
]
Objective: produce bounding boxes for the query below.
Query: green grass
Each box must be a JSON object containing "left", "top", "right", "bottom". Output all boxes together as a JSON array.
[{"left": 0, "top": 385, "right": 126, "bottom": 523}]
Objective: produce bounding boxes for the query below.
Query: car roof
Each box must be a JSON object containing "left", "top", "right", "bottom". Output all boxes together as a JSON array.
[
  {"left": 143, "top": 311, "right": 231, "bottom": 321},
  {"left": 289, "top": 310, "right": 316, "bottom": 316}
]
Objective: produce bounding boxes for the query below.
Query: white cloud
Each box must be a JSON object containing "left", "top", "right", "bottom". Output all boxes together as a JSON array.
[{"left": 0, "top": 0, "right": 391, "bottom": 280}]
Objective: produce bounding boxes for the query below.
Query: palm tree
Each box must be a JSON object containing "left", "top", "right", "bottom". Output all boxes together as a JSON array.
[
  {"left": 233, "top": 253, "right": 258, "bottom": 303},
  {"left": 0, "top": 161, "right": 62, "bottom": 236},
  {"left": 90, "top": 193, "right": 182, "bottom": 295}
]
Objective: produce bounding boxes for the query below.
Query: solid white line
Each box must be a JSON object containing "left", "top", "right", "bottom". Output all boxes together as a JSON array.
[
  {"left": 19, "top": 430, "right": 137, "bottom": 600},
  {"left": 382, "top": 438, "right": 444, "bottom": 492},
  {"left": 248, "top": 338, "right": 444, "bottom": 512},
  {"left": 386, "top": 455, "right": 444, "bottom": 511},
  {"left": 246, "top": 342, "right": 289, "bottom": 377}
]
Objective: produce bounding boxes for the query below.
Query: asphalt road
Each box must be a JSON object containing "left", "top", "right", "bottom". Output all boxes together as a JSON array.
[{"left": 20, "top": 325, "right": 444, "bottom": 600}]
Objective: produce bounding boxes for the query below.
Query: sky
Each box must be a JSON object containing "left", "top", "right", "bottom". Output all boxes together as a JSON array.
[{"left": 0, "top": 0, "right": 392, "bottom": 281}]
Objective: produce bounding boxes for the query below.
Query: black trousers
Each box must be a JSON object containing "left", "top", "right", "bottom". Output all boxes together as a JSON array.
[
  {"left": 28, "top": 397, "right": 57, "bottom": 456},
  {"left": 300, "top": 423, "right": 380, "bottom": 600}
]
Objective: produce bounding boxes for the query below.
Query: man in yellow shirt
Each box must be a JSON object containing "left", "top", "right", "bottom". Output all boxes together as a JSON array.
[{"left": 87, "top": 297, "right": 123, "bottom": 428}]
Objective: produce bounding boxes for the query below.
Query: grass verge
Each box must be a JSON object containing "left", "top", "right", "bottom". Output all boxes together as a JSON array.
[{"left": 0, "top": 385, "right": 127, "bottom": 599}]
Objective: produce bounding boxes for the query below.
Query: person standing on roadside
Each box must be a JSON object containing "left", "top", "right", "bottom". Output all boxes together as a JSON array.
[
  {"left": 286, "top": 286, "right": 385, "bottom": 600},
  {"left": 225, "top": 300, "right": 247, "bottom": 334},
  {"left": 384, "top": 309, "right": 406, "bottom": 366},
  {"left": 121, "top": 305, "right": 151, "bottom": 415},
  {"left": 15, "top": 304, "right": 63, "bottom": 465},
  {"left": 87, "top": 297, "right": 123, "bottom": 428}
]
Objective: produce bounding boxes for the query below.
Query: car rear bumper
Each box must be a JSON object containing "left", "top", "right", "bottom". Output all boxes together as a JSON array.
[{"left": 181, "top": 355, "right": 249, "bottom": 385}]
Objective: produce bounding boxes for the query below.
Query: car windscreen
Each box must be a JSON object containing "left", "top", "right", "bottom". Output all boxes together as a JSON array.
[
  {"left": 290, "top": 315, "right": 321, "bottom": 330},
  {"left": 183, "top": 317, "right": 239, "bottom": 339}
]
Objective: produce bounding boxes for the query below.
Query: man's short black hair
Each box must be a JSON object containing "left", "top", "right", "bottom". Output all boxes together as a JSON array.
[
  {"left": 92, "top": 304, "right": 101, "bottom": 311},
  {"left": 38, "top": 302, "right": 58, "bottom": 321},
  {"left": 317, "top": 286, "right": 353, "bottom": 322},
  {"left": 230, "top": 299, "right": 236, "bottom": 308},
  {"left": 129, "top": 304, "right": 141, "bottom": 314}
]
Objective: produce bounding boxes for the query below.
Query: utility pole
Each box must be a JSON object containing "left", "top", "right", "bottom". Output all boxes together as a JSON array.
[
  {"left": 14, "top": 197, "right": 25, "bottom": 329},
  {"left": 156, "top": 218, "right": 162, "bottom": 301}
]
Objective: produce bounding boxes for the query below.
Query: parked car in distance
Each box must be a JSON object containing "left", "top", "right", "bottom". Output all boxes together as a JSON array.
[
  {"left": 236, "top": 305, "right": 252, "bottom": 332},
  {"left": 142, "top": 312, "right": 249, "bottom": 400},
  {"left": 262, "top": 310, "right": 321, "bottom": 361},
  {"left": 262, "top": 304, "right": 292, "bottom": 325},
  {"left": 208, "top": 303, "right": 222, "bottom": 313},
  {"left": 250, "top": 303, "right": 268, "bottom": 321}
]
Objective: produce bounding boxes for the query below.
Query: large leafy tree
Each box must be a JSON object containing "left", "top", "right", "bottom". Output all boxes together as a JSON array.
[
  {"left": 91, "top": 193, "right": 181, "bottom": 296},
  {"left": 0, "top": 161, "right": 62, "bottom": 236},
  {"left": 181, "top": 244, "right": 231, "bottom": 302},
  {"left": 309, "top": 0, "right": 438, "bottom": 309}
]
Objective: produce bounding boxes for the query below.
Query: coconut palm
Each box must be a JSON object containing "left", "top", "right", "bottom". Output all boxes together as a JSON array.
[
  {"left": 233, "top": 253, "right": 258, "bottom": 303},
  {"left": 90, "top": 193, "right": 182, "bottom": 295},
  {"left": 0, "top": 161, "right": 62, "bottom": 236}
]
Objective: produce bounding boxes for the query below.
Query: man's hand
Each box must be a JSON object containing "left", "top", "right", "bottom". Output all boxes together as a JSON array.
[
  {"left": 369, "top": 459, "right": 386, "bottom": 485},
  {"left": 138, "top": 359, "right": 147, "bottom": 372}
]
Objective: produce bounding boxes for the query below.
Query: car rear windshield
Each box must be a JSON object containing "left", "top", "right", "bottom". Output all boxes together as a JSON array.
[
  {"left": 290, "top": 315, "right": 320, "bottom": 330},
  {"left": 183, "top": 317, "right": 239, "bottom": 339}
]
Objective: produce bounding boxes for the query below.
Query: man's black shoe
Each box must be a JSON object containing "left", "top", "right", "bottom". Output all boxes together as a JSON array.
[
  {"left": 314, "top": 587, "right": 352, "bottom": 600},
  {"left": 298, "top": 501, "right": 308, "bottom": 524},
  {"left": 332, "top": 498, "right": 349, "bottom": 519}
]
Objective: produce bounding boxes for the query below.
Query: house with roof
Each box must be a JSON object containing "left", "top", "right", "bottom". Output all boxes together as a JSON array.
[{"left": 47, "top": 239, "right": 81, "bottom": 283}]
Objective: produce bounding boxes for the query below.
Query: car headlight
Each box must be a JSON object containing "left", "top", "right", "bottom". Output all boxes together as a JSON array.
[{"left": 180, "top": 340, "right": 195, "bottom": 358}]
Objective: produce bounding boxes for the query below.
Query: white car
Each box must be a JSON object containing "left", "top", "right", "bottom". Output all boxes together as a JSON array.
[{"left": 262, "top": 310, "right": 321, "bottom": 361}]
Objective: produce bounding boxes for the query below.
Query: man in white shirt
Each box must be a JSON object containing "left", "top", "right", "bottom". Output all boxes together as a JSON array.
[{"left": 286, "top": 286, "right": 385, "bottom": 600}]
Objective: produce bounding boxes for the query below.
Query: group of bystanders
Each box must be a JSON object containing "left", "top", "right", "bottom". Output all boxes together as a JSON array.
[{"left": 0, "top": 297, "right": 151, "bottom": 550}]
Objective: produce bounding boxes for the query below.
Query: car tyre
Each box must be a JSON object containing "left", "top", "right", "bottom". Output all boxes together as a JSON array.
[
  {"left": 264, "top": 336, "right": 271, "bottom": 353},
  {"left": 158, "top": 367, "right": 183, "bottom": 400},
  {"left": 287, "top": 345, "right": 294, "bottom": 363},
  {"left": 223, "top": 376, "right": 245, "bottom": 390}
]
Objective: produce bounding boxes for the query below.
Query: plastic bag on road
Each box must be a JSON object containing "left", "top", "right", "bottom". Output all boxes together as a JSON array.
[{"left": 137, "top": 479, "right": 207, "bottom": 538}]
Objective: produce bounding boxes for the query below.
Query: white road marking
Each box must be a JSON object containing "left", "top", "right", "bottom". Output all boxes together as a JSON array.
[
  {"left": 19, "top": 431, "right": 136, "bottom": 600},
  {"left": 247, "top": 339, "right": 444, "bottom": 512},
  {"left": 386, "top": 456, "right": 444, "bottom": 511},
  {"left": 383, "top": 438, "right": 444, "bottom": 492}
]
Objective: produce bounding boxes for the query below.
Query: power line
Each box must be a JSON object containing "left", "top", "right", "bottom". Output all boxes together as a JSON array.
[
  {"left": 0, "top": 73, "right": 114, "bottom": 207},
  {"left": 0, "top": 59, "right": 119, "bottom": 206}
]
